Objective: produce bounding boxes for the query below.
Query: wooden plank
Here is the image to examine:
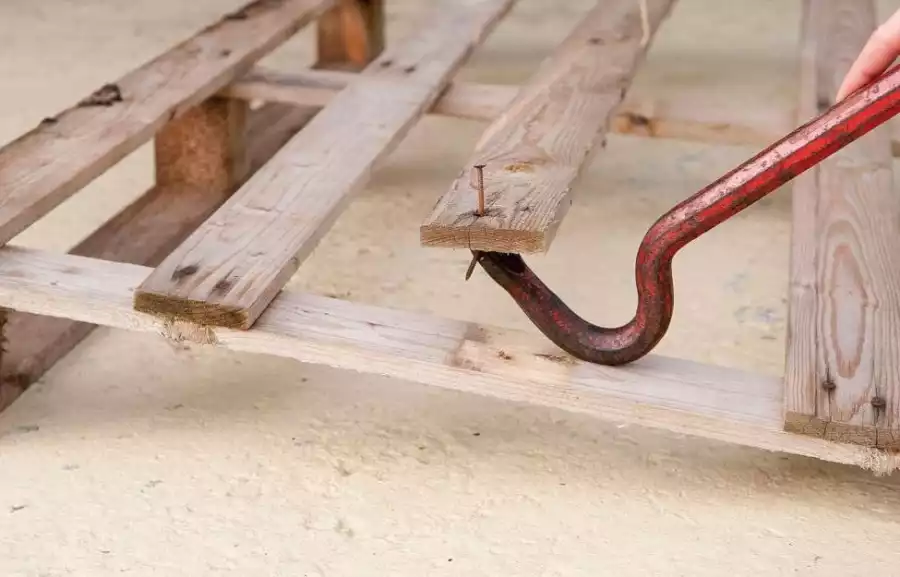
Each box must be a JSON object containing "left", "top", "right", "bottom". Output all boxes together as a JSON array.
[
  {"left": 783, "top": 0, "right": 821, "bottom": 436},
  {"left": 784, "top": 0, "right": 900, "bottom": 449},
  {"left": 133, "top": 0, "right": 517, "bottom": 329},
  {"left": 419, "top": 0, "right": 676, "bottom": 254},
  {"left": 0, "top": 98, "right": 319, "bottom": 413},
  {"left": 1, "top": 246, "right": 899, "bottom": 472},
  {"left": 316, "top": 0, "right": 385, "bottom": 71},
  {"left": 225, "top": 66, "right": 793, "bottom": 148},
  {"left": 0, "top": 0, "right": 332, "bottom": 247}
]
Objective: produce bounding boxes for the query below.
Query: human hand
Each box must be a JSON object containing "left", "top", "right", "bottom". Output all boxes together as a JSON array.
[{"left": 837, "top": 9, "right": 900, "bottom": 101}]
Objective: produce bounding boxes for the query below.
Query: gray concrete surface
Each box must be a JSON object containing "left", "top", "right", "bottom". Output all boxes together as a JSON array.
[{"left": 1, "top": 1, "right": 899, "bottom": 575}]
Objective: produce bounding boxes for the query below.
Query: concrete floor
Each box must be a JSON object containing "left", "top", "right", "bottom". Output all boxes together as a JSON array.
[{"left": 2, "top": 0, "right": 900, "bottom": 575}]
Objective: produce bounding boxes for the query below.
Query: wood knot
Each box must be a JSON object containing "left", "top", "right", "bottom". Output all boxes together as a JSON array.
[
  {"left": 224, "top": 8, "right": 249, "bottom": 19},
  {"left": 504, "top": 162, "right": 534, "bottom": 173},
  {"left": 78, "top": 83, "right": 123, "bottom": 107},
  {"left": 821, "top": 378, "right": 836, "bottom": 391},
  {"left": 623, "top": 111, "right": 651, "bottom": 128},
  {"left": 212, "top": 277, "right": 233, "bottom": 295},
  {"left": 171, "top": 264, "right": 199, "bottom": 281},
  {"left": 872, "top": 396, "right": 887, "bottom": 410},
  {"left": 535, "top": 352, "right": 576, "bottom": 366}
]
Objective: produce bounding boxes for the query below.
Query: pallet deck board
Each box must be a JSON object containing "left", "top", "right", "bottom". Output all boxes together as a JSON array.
[
  {"left": 784, "top": 0, "right": 900, "bottom": 448},
  {"left": 1, "top": 245, "right": 898, "bottom": 471},
  {"left": 0, "top": 0, "right": 332, "bottom": 247},
  {"left": 418, "top": 0, "right": 675, "bottom": 254},
  {"left": 132, "top": 0, "right": 517, "bottom": 329}
]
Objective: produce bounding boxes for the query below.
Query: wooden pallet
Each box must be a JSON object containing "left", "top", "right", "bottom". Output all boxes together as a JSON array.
[{"left": 1, "top": 0, "right": 899, "bottom": 473}]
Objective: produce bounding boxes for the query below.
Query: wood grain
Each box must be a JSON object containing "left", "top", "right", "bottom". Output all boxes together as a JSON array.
[
  {"left": 1, "top": 246, "right": 899, "bottom": 472},
  {"left": 133, "top": 0, "right": 517, "bottom": 329},
  {"left": 419, "top": 0, "right": 676, "bottom": 254},
  {"left": 784, "top": 0, "right": 900, "bottom": 449},
  {"left": 0, "top": 0, "right": 332, "bottom": 246},
  {"left": 224, "top": 66, "right": 792, "bottom": 147}
]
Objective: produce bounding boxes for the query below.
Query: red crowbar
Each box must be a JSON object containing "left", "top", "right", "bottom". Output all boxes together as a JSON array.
[{"left": 471, "top": 63, "right": 900, "bottom": 366}]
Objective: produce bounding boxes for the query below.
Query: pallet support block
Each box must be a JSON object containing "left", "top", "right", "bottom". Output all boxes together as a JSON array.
[
  {"left": 316, "top": 0, "right": 385, "bottom": 70},
  {"left": 784, "top": 0, "right": 900, "bottom": 449}
]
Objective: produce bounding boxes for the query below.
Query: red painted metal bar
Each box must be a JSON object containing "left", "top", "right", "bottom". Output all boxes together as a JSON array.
[{"left": 474, "top": 63, "right": 900, "bottom": 366}]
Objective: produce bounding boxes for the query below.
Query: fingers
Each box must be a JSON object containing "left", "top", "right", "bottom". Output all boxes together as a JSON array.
[{"left": 837, "top": 9, "right": 900, "bottom": 101}]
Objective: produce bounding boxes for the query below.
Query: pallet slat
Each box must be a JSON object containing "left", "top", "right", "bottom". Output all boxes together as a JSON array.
[
  {"left": 419, "top": 0, "right": 675, "bottom": 254},
  {"left": 0, "top": 0, "right": 332, "bottom": 246},
  {"left": 0, "top": 246, "right": 897, "bottom": 471},
  {"left": 784, "top": 0, "right": 900, "bottom": 448},
  {"left": 133, "top": 0, "right": 518, "bottom": 329},
  {"left": 224, "top": 66, "right": 792, "bottom": 147}
]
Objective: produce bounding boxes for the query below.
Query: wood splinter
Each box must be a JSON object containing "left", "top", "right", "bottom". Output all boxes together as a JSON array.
[{"left": 638, "top": 0, "right": 650, "bottom": 46}]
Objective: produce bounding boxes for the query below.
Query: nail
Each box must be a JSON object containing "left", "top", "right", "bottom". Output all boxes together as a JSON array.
[
  {"left": 465, "top": 251, "right": 482, "bottom": 281},
  {"left": 473, "top": 164, "right": 486, "bottom": 216}
]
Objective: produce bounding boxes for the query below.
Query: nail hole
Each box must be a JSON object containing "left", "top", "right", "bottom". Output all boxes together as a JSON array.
[{"left": 171, "top": 264, "right": 199, "bottom": 281}]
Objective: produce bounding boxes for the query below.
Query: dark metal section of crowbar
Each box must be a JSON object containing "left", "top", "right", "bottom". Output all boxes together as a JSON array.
[{"left": 472, "top": 63, "right": 900, "bottom": 366}]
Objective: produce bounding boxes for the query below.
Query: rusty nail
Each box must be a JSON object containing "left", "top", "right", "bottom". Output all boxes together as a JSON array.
[
  {"left": 473, "top": 164, "right": 486, "bottom": 216},
  {"left": 872, "top": 396, "right": 887, "bottom": 410},
  {"left": 821, "top": 378, "right": 836, "bottom": 391}
]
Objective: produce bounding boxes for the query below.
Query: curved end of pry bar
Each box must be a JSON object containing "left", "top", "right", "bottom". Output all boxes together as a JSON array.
[
  {"left": 469, "top": 64, "right": 900, "bottom": 366},
  {"left": 474, "top": 250, "right": 673, "bottom": 367}
]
